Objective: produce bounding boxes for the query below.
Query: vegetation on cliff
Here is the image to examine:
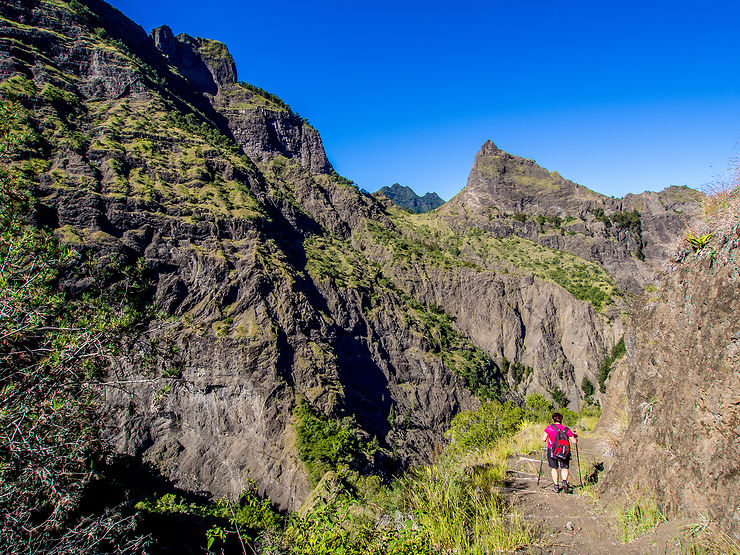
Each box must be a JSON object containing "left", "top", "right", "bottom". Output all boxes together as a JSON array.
[
  {"left": 376, "top": 183, "right": 445, "bottom": 214},
  {"left": 0, "top": 99, "right": 150, "bottom": 552},
  {"left": 2, "top": 1, "right": 719, "bottom": 552}
]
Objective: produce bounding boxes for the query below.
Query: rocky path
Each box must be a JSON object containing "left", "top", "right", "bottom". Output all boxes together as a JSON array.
[{"left": 503, "top": 438, "right": 687, "bottom": 554}]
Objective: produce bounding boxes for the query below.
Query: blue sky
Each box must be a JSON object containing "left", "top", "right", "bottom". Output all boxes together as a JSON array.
[{"left": 110, "top": 0, "right": 740, "bottom": 200}]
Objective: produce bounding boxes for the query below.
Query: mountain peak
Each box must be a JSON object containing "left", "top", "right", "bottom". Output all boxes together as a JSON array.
[
  {"left": 444, "top": 142, "right": 604, "bottom": 217},
  {"left": 149, "top": 26, "right": 236, "bottom": 94},
  {"left": 376, "top": 183, "right": 445, "bottom": 213},
  {"left": 480, "top": 139, "right": 501, "bottom": 153}
]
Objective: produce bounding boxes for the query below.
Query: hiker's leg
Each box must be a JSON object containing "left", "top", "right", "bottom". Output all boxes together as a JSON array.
[
  {"left": 551, "top": 467, "right": 559, "bottom": 485},
  {"left": 561, "top": 467, "right": 569, "bottom": 482}
]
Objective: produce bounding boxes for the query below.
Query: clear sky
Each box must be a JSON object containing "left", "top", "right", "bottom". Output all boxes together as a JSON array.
[{"left": 109, "top": 0, "right": 740, "bottom": 200}]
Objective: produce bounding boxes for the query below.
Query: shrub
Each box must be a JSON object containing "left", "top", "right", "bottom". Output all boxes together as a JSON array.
[
  {"left": 524, "top": 393, "right": 554, "bottom": 422},
  {"left": 548, "top": 386, "right": 569, "bottom": 408},
  {"left": 446, "top": 400, "right": 524, "bottom": 453},
  {"left": 598, "top": 337, "right": 626, "bottom": 393},
  {"left": 294, "top": 400, "right": 371, "bottom": 484},
  {"left": 581, "top": 376, "right": 595, "bottom": 403}
]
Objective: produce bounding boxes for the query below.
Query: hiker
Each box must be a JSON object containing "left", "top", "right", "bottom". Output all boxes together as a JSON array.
[{"left": 542, "top": 412, "right": 577, "bottom": 493}]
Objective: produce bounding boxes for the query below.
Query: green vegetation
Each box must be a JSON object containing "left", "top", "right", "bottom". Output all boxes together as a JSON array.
[
  {"left": 404, "top": 299, "right": 503, "bottom": 399},
  {"left": 305, "top": 234, "right": 378, "bottom": 289},
  {"left": 365, "top": 220, "right": 478, "bottom": 271},
  {"left": 548, "top": 385, "right": 569, "bottom": 408},
  {"left": 445, "top": 400, "right": 524, "bottom": 454},
  {"left": 501, "top": 357, "right": 533, "bottom": 387},
  {"left": 238, "top": 82, "right": 308, "bottom": 123},
  {"left": 197, "top": 38, "right": 231, "bottom": 61},
  {"left": 611, "top": 209, "right": 641, "bottom": 235},
  {"left": 264, "top": 394, "right": 606, "bottom": 554},
  {"left": 613, "top": 493, "right": 666, "bottom": 543},
  {"left": 581, "top": 376, "right": 596, "bottom": 404},
  {"left": 598, "top": 337, "right": 626, "bottom": 393},
  {"left": 268, "top": 401, "right": 540, "bottom": 554},
  {"left": 0, "top": 99, "right": 150, "bottom": 550},
  {"left": 685, "top": 231, "right": 713, "bottom": 251},
  {"left": 366, "top": 213, "right": 621, "bottom": 312},
  {"left": 487, "top": 236, "right": 620, "bottom": 310},
  {"left": 295, "top": 400, "right": 374, "bottom": 485},
  {"left": 3, "top": 54, "right": 266, "bottom": 223},
  {"left": 136, "top": 485, "right": 282, "bottom": 552}
]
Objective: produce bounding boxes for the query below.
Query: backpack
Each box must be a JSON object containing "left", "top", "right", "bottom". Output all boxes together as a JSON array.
[{"left": 551, "top": 426, "right": 571, "bottom": 460}]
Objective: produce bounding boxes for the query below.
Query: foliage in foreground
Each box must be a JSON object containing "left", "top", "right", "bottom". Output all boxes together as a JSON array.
[{"left": 0, "top": 99, "right": 150, "bottom": 552}]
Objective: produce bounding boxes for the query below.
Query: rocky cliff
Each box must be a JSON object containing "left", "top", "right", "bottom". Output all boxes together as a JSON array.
[
  {"left": 440, "top": 140, "right": 702, "bottom": 294},
  {"left": 600, "top": 232, "right": 740, "bottom": 535},
  {"left": 0, "top": 0, "right": 699, "bottom": 520},
  {"left": 0, "top": 0, "right": 483, "bottom": 511}
]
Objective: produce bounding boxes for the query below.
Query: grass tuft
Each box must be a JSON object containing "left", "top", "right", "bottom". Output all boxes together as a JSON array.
[{"left": 613, "top": 492, "right": 667, "bottom": 543}]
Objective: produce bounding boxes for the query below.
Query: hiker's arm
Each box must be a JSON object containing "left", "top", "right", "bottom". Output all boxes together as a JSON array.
[{"left": 541, "top": 431, "right": 548, "bottom": 446}]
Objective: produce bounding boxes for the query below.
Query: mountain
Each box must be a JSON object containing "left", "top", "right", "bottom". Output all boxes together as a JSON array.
[
  {"left": 0, "top": 0, "right": 712, "bottom": 549},
  {"left": 376, "top": 183, "right": 445, "bottom": 213},
  {"left": 439, "top": 140, "right": 702, "bottom": 294},
  {"left": 0, "top": 0, "right": 480, "bottom": 515}
]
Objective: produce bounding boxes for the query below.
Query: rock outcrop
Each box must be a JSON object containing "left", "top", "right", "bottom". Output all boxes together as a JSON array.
[
  {"left": 439, "top": 140, "right": 702, "bottom": 293},
  {"left": 601, "top": 238, "right": 740, "bottom": 535},
  {"left": 150, "top": 25, "right": 237, "bottom": 94}
]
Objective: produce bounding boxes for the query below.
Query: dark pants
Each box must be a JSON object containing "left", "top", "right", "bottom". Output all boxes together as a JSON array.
[{"left": 547, "top": 448, "right": 570, "bottom": 469}]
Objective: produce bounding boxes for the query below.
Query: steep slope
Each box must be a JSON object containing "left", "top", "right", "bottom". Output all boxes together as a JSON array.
[
  {"left": 0, "top": 0, "right": 481, "bottom": 511},
  {"left": 439, "top": 140, "right": 702, "bottom": 294},
  {"left": 0, "top": 0, "right": 696, "bottom": 524},
  {"left": 376, "top": 183, "right": 445, "bottom": 213},
  {"left": 600, "top": 220, "right": 740, "bottom": 536}
]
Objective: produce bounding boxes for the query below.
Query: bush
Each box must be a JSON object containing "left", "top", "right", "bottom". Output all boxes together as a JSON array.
[
  {"left": 294, "top": 400, "right": 371, "bottom": 484},
  {"left": 446, "top": 400, "right": 524, "bottom": 453},
  {"left": 548, "top": 386, "right": 569, "bottom": 408},
  {"left": 598, "top": 337, "right": 626, "bottom": 393},
  {"left": 524, "top": 393, "right": 554, "bottom": 422}
]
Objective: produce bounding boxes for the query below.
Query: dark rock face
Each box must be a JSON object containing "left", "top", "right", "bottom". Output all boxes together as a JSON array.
[
  {"left": 377, "top": 183, "right": 445, "bottom": 213},
  {"left": 601, "top": 244, "right": 740, "bottom": 536},
  {"left": 213, "top": 83, "right": 334, "bottom": 175},
  {"left": 150, "top": 25, "right": 237, "bottom": 94}
]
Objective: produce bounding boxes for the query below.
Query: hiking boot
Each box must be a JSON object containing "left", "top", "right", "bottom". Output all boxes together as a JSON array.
[
  {"left": 553, "top": 484, "right": 561, "bottom": 493},
  {"left": 562, "top": 480, "right": 572, "bottom": 493}
]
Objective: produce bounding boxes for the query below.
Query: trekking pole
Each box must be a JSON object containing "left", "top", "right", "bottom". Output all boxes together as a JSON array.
[
  {"left": 575, "top": 441, "right": 582, "bottom": 487},
  {"left": 536, "top": 446, "right": 544, "bottom": 487}
]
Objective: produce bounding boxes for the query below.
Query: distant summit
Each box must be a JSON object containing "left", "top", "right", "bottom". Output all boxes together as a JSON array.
[{"left": 376, "top": 183, "right": 445, "bottom": 213}]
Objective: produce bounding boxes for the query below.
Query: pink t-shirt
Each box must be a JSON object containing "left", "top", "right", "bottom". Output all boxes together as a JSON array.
[{"left": 544, "top": 423, "right": 574, "bottom": 448}]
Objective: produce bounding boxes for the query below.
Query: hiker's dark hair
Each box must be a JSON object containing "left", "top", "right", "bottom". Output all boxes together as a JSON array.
[{"left": 552, "top": 412, "right": 563, "bottom": 423}]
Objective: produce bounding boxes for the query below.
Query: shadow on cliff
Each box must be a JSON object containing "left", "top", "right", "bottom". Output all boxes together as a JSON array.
[
  {"left": 335, "top": 332, "right": 394, "bottom": 452},
  {"left": 258, "top": 195, "right": 396, "bottom": 470},
  {"left": 81, "top": 453, "right": 271, "bottom": 554}
]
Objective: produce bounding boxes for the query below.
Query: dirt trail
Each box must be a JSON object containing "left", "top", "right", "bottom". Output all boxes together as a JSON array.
[{"left": 503, "top": 437, "right": 687, "bottom": 554}]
